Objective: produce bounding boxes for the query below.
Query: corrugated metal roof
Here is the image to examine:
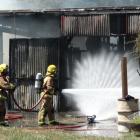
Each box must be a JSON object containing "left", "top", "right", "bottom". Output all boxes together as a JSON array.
[{"left": 0, "top": 6, "right": 140, "bottom": 15}]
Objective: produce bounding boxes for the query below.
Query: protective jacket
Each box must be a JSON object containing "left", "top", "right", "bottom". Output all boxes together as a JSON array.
[
  {"left": 0, "top": 74, "right": 15, "bottom": 124},
  {"left": 42, "top": 74, "right": 55, "bottom": 97},
  {"left": 0, "top": 75, "right": 15, "bottom": 100}
]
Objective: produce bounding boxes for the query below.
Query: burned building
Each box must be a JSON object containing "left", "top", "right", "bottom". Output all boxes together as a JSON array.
[{"left": 0, "top": 5, "right": 140, "bottom": 111}]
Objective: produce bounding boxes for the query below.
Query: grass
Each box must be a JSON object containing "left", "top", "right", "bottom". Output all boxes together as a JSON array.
[
  {"left": 0, "top": 127, "right": 140, "bottom": 140},
  {"left": 131, "top": 117, "right": 140, "bottom": 124}
]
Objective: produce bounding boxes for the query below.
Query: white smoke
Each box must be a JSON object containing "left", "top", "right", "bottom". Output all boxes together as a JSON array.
[{"left": 0, "top": 0, "right": 140, "bottom": 10}]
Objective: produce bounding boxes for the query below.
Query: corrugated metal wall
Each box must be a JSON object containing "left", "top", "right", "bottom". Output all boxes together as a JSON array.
[
  {"left": 61, "top": 14, "right": 140, "bottom": 36},
  {"left": 9, "top": 39, "right": 60, "bottom": 111},
  {"left": 126, "top": 14, "right": 140, "bottom": 34},
  {"left": 61, "top": 15, "right": 110, "bottom": 36}
]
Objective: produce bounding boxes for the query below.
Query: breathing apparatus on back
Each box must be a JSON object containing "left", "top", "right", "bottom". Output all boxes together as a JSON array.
[{"left": 35, "top": 73, "right": 43, "bottom": 92}]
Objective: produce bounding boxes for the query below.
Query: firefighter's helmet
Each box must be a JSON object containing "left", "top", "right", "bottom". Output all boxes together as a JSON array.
[
  {"left": 47, "top": 64, "right": 57, "bottom": 74},
  {"left": 0, "top": 64, "right": 8, "bottom": 73}
]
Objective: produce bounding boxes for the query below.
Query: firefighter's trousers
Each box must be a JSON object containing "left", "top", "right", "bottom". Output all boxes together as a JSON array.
[
  {"left": 0, "top": 100, "right": 6, "bottom": 123},
  {"left": 38, "top": 92, "right": 55, "bottom": 125}
]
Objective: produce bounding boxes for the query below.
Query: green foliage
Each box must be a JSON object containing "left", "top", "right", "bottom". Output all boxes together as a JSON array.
[
  {"left": 131, "top": 116, "right": 140, "bottom": 124},
  {"left": 135, "top": 33, "right": 140, "bottom": 57}
]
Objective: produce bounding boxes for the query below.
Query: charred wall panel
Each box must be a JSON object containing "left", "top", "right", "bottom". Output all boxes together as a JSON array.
[
  {"left": 9, "top": 38, "right": 60, "bottom": 111},
  {"left": 61, "top": 14, "right": 140, "bottom": 36},
  {"left": 61, "top": 15, "right": 110, "bottom": 36},
  {"left": 126, "top": 14, "right": 140, "bottom": 34}
]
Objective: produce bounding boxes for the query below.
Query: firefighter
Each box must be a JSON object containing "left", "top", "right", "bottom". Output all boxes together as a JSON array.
[
  {"left": 0, "top": 64, "right": 15, "bottom": 126},
  {"left": 38, "top": 64, "right": 59, "bottom": 126}
]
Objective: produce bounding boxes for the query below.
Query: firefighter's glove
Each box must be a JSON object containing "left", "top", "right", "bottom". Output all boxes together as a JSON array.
[
  {"left": 0, "top": 95, "right": 7, "bottom": 100},
  {"left": 54, "top": 88, "right": 61, "bottom": 95},
  {"left": 54, "top": 90, "right": 59, "bottom": 95},
  {"left": 10, "top": 83, "right": 16, "bottom": 90},
  {"left": 49, "top": 88, "right": 55, "bottom": 95}
]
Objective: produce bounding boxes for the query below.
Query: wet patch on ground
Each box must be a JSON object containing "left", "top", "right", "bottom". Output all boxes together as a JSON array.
[{"left": 5, "top": 111, "right": 125, "bottom": 138}]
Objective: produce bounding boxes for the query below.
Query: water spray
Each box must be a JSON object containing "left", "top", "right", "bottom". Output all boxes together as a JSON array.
[{"left": 137, "top": 69, "right": 140, "bottom": 76}]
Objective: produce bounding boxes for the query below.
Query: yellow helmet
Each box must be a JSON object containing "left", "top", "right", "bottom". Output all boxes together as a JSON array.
[
  {"left": 47, "top": 64, "right": 57, "bottom": 74},
  {"left": 0, "top": 64, "right": 8, "bottom": 73}
]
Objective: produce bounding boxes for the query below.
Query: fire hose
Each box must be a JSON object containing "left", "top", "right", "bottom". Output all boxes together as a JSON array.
[
  {"left": 10, "top": 91, "right": 45, "bottom": 112},
  {"left": 9, "top": 73, "right": 45, "bottom": 112}
]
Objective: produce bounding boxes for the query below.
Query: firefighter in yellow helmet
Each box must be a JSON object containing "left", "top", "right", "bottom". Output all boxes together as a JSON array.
[
  {"left": 0, "top": 64, "right": 15, "bottom": 126},
  {"left": 38, "top": 64, "right": 59, "bottom": 126}
]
